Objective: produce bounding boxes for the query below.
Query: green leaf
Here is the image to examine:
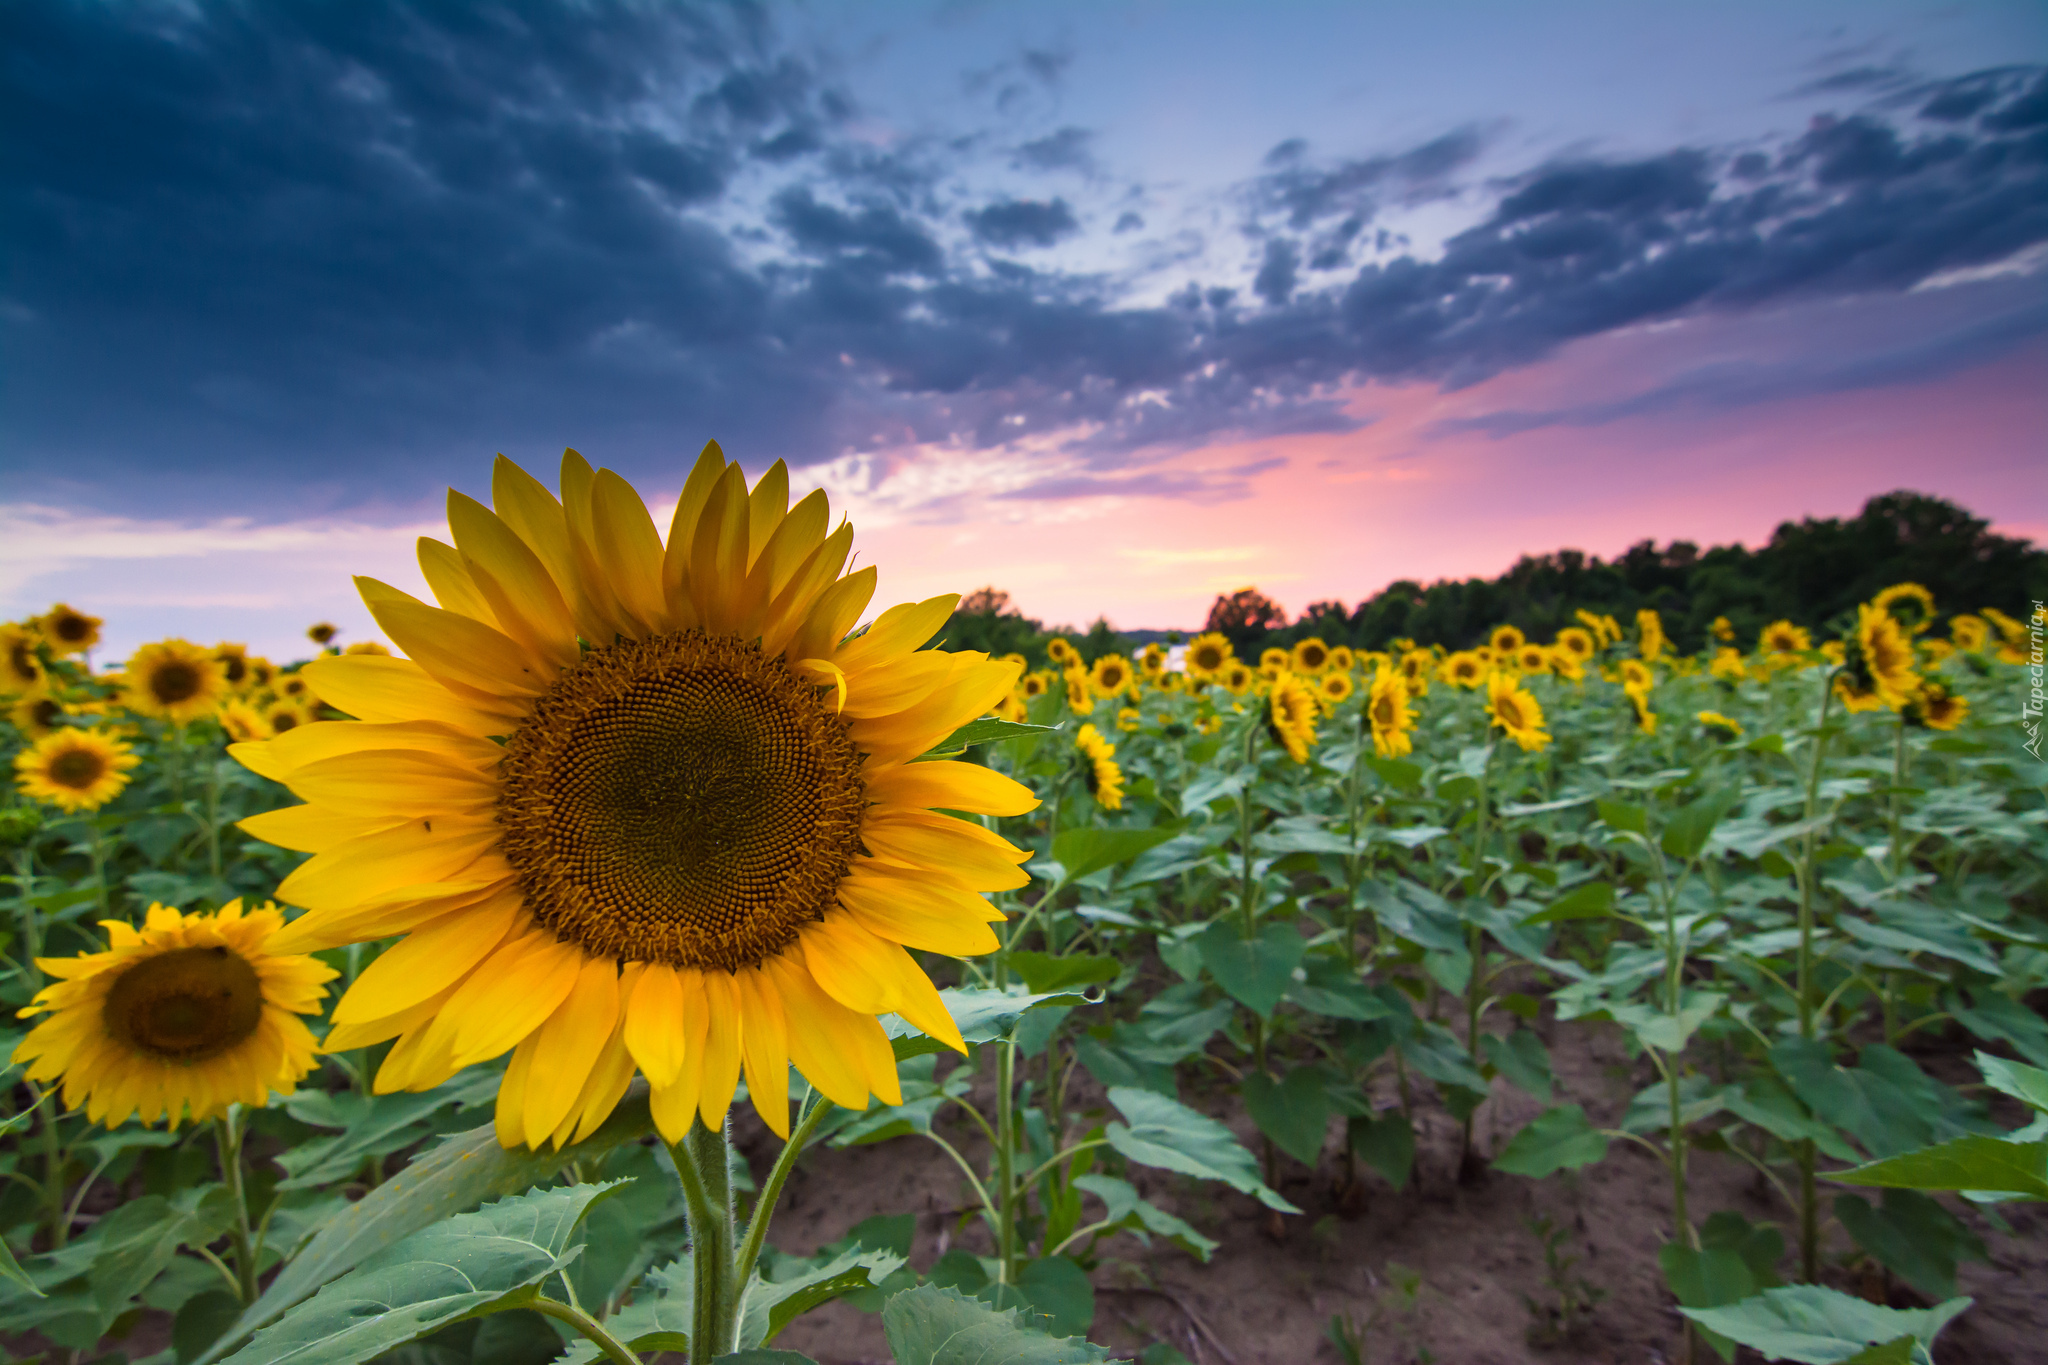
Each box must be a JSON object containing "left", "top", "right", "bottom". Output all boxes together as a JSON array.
[
  {"left": 1004, "top": 951, "right": 1121, "bottom": 994},
  {"left": 196, "top": 1085, "right": 657, "bottom": 1364},
  {"left": 218, "top": 1180, "right": 629, "bottom": 1365},
  {"left": 1013, "top": 1256, "right": 1095, "bottom": 1340},
  {"left": 1609, "top": 991, "right": 1726, "bottom": 1055},
  {"left": 1481, "top": 1029, "right": 1553, "bottom": 1103},
  {"left": 1068, "top": 1175, "right": 1218, "bottom": 1262},
  {"left": 1661, "top": 786, "right": 1741, "bottom": 861},
  {"left": 0, "top": 1235, "right": 38, "bottom": 1300},
  {"left": 1179, "top": 769, "right": 1249, "bottom": 815},
  {"left": 1678, "top": 1284, "right": 1970, "bottom": 1365},
  {"left": 929, "top": 718, "right": 1059, "bottom": 755},
  {"left": 1834, "top": 1191, "right": 1984, "bottom": 1300},
  {"left": 1976, "top": 1050, "right": 2048, "bottom": 1115},
  {"left": 92, "top": 1186, "right": 237, "bottom": 1318},
  {"left": 1195, "top": 921, "right": 1306, "bottom": 1018},
  {"left": 1492, "top": 1106, "right": 1610, "bottom": 1178},
  {"left": 936, "top": 987, "right": 1092, "bottom": 1045},
  {"left": 881, "top": 1284, "right": 1117, "bottom": 1365},
  {"left": 1595, "top": 799, "right": 1647, "bottom": 835},
  {"left": 1659, "top": 1242, "right": 1757, "bottom": 1364},
  {"left": 1102, "top": 1087, "right": 1297, "bottom": 1213},
  {"left": 1836, "top": 1340, "right": 1915, "bottom": 1365},
  {"left": 275, "top": 1072, "right": 498, "bottom": 1190},
  {"left": 1241, "top": 1066, "right": 1333, "bottom": 1166},
  {"left": 1361, "top": 756, "right": 1422, "bottom": 791},
  {"left": 1522, "top": 881, "right": 1614, "bottom": 925},
  {"left": 1051, "top": 826, "right": 1179, "bottom": 882},
  {"left": 1832, "top": 1134, "right": 2047, "bottom": 1200},
  {"left": 714, "top": 1352, "right": 821, "bottom": 1365},
  {"left": 1347, "top": 1113, "right": 1414, "bottom": 1188},
  {"left": 561, "top": 1257, "right": 693, "bottom": 1363},
  {"left": 742, "top": 1244, "right": 906, "bottom": 1348}
]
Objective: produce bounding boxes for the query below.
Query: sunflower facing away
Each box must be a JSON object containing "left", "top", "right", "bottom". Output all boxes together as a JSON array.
[
  {"left": 1628, "top": 687, "right": 1658, "bottom": 735},
  {"left": 1075, "top": 723, "right": 1125, "bottom": 811},
  {"left": 1981, "top": 607, "right": 2031, "bottom": 665},
  {"left": 1947, "top": 614, "right": 1988, "bottom": 653},
  {"left": 233, "top": 447, "right": 1036, "bottom": 1148},
  {"left": 38, "top": 604, "right": 103, "bottom": 655},
  {"left": 12, "top": 900, "right": 335, "bottom": 1128},
  {"left": 1486, "top": 672, "right": 1550, "bottom": 752},
  {"left": 15, "top": 729, "right": 140, "bottom": 813},
  {"left": 1367, "top": 668, "right": 1414, "bottom": 759},
  {"left": 124, "top": 640, "right": 230, "bottom": 723},
  {"left": 1696, "top": 710, "right": 1743, "bottom": 741},
  {"left": 1871, "top": 582, "right": 1936, "bottom": 635}
]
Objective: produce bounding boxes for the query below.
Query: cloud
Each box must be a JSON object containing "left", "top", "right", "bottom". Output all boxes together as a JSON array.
[
  {"left": 964, "top": 197, "right": 1081, "bottom": 248},
  {"left": 1013, "top": 126, "right": 1096, "bottom": 173}
]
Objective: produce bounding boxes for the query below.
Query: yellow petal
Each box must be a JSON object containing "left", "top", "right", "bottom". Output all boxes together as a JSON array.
[
  {"left": 276, "top": 817, "right": 502, "bottom": 911},
  {"left": 325, "top": 979, "right": 458, "bottom": 1053},
  {"left": 659, "top": 441, "right": 729, "bottom": 612},
  {"left": 852, "top": 662, "right": 1020, "bottom": 767},
  {"left": 448, "top": 490, "right": 580, "bottom": 669},
  {"left": 837, "top": 651, "right": 958, "bottom": 719},
  {"left": 837, "top": 871, "right": 1002, "bottom": 957},
  {"left": 690, "top": 465, "right": 750, "bottom": 636},
  {"left": 493, "top": 454, "right": 613, "bottom": 645},
  {"left": 590, "top": 468, "right": 667, "bottom": 633},
  {"left": 734, "top": 967, "right": 789, "bottom": 1138},
  {"left": 332, "top": 891, "right": 523, "bottom": 1025},
  {"left": 357, "top": 578, "right": 553, "bottom": 700},
  {"left": 787, "top": 566, "right": 875, "bottom": 663},
  {"left": 751, "top": 487, "right": 828, "bottom": 600},
  {"left": 559, "top": 449, "right": 635, "bottom": 642},
  {"left": 745, "top": 459, "right": 789, "bottom": 572},
  {"left": 560, "top": 1018, "right": 638, "bottom": 1146},
  {"left": 443, "top": 931, "right": 584, "bottom": 1068},
  {"left": 523, "top": 957, "right": 622, "bottom": 1142},
  {"left": 801, "top": 916, "right": 965, "bottom": 1052},
  {"left": 623, "top": 963, "right": 696, "bottom": 1090},
  {"left": 267, "top": 718, "right": 503, "bottom": 774},
  {"left": 866, "top": 761, "right": 1040, "bottom": 817},
  {"left": 757, "top": 521, "right": 854, "bottom": 659},
  {"left": 236, "top": 805, "right": 401, "bottom": 854},
  {"left": 284, "top": 751, "right": 497, "bottom": 820},
  {"left": 764, "top": 953, "right": 875, "bottom": 1112},
  {"left": 300, "top": 656, "right": 509, "bottom": 734},
  {"left": 497, "top": 1034, "right": 538, "bottom": 1147},
  {"left": 417, "top": 537, "right": 499, "bottom": 626},
  {"left": 835, "top": 595, "right": 958, "bottom": 674},
  {"left": 695, "top": 969, "right": 744, "bottom": 1131}
]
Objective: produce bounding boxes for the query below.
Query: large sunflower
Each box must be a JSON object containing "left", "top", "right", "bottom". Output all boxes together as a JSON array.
[
  {"left": 233, "top": 448, "right": 1036, "bottom": 1148},
  {"left": 38, "top": 604, "right": 103, "bottom": 655},
  {"left": 1486, "top": 672, "right": 1550, "bottom": 751},
  {"left": 124, "top": 640, "right": 230, "bottom": 723},
  {"left": 15, "top": 729, "right": 140, "bottom": 813},
  {"left": 12, "top": 900, "right": 335, "bottom": 1128}
]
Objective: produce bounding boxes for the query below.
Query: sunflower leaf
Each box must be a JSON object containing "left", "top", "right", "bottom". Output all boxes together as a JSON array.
[
  {"left": 1102, "top": 1086, "right": 1298, "bottom": 1212},
  {"left": 924, "top": 718, "right": 1060, "bottom": 757},
  {"left": 1677, "top": 1284, "right": 1970, "bottom": 1365},
  {"left": 881, "top": 1283, "right": 1118, "bottom": 1365}
]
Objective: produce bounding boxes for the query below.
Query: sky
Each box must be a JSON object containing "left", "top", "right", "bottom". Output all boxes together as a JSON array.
[{"left": 3, "top": 0, "right": 2045, "bottom": 659}]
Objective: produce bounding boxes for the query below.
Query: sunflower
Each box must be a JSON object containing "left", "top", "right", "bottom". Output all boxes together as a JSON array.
[
  {"left": 213, "top": 642, "right": 254, "bottom": 691},
  {"left": 1556, "top": 628, "right": 1595, "bottom": 663},
  {"left": 1919, "top": 638, "right": 1954, "bottom": 666},
  {"left": 1709, "top": 647, "right": 1748, "bottom": 682},
  {"left": 1220, "top": 661, "right": 1255, "bottom": 696},
  {"left": 1327, "top": 645, "right": 1355, "bottom": 674},
  {"left": 1820, "top": 640, "right": 1845, "bottom": 666},
  {"left": 1318, "top": 670, "right": 1355, "bottom": 709},
  {"left": 9, "top": 693, "right": 66, "bottom": 740},
  {"left": 1833, "top": 672, "right": 1885, "bottom": 714},
  {"left": 1185, "top": 632, "right": 1233, "bottom": 678},
  {"left": 1636, "top": 609, "right": 1666, "bottom": 663},
  {"left": 11, "top": 900, "right": 334, "bottom": 1128},
  {"left": 37, "top": 604, "right": 102, "bottom": 655},
  {"left": 1, "top": 623, "right": 46, "bottom": 697},
  {"left": 15, "top": 729, "right": 140, "bottom": 813},
  {"left": 1710, "top": 616, "right": 1734, "bottom": 643},
  {"left": 1367, "top": 668, "right": 1414, "bottom": 758},
  {"left": 1046, "top": 636, "right": 1078, "bottom": 668},
  {"left": 1872, "top": 582, "right": 1936, "bottom": 635},
  {"left": 1619, "top": 659, "right": 1654, "bottom": 695},
  {"left": 276, "top": 672, "right": 317, "bottom": 705},
  {"left": 1158, "top": 671, "right": 1187, "bottom": 695},
  {"left": 1116, "top": 706, "right": 1141, "bottom": 733},
  {"left": 1486, "top": 624, "right": 1523, "bottom": 655},
  {"left": 1090, "top": 654, "right": 1134, "bottom": 698},
  {"left": 1515, "top": 644, "right": 1548, "bottom": 675},
  {"left": 991, "top": 692, "right": 1028, "bottom": 724},
  {"left": 1399, "top": 649, "right": 1433, "bottom": 696},
  {"left": 344, "top": 641, "right": 393, "bottom": 656},
  {"left": 1266, "top": 671, "right": 1319, "bottom": 763},
  {"left": 1696, "top": 710, "right": 1743, "bottom": 741},
  {"left": 1486, "top": 672, "right": 1550, "bottom": 751},
  {"left": 1021, "top": 671, "right": 1051, "bottom": 700},
  {"left": 1075, "top": 723, "right": 1124, "bottom": 810},
  {"left": 1905, "top": 681, "right": 1968, "bottom": 731},
  {"left": 1063, "top": 668, "right": 1092, "bottom": 711},
  {"left": 1138, "top": 643, "right": 1167, "bottom": 676},
  {"left": 219, "top": 699, "right": 272, "bottom": 743},
  {"left": 1291, "top": 637, "right": 1331, "bottom": 674},
  {"left": 1573, "top": 609, "right": 1613, "bottom": 646},
  {"left": 1257, "top": 647, "right": 1287, "bottom": 671},
  {"left": 1001, "top": 651, "right": 1029, "bottom": 673},
  {"left": 261, "top": 700, "right": 310, "bottom": 735},
  {"left": 245, "top": 658, "right": 278, "bottom": 692},
  {"left": 307, "top": 622, "right": 339, "bottom": 646},
  {"left": 1948, "top": 614, "right": 1988, "bottom": 653},
  {"left": 1853, "top": 604, "right": 1920, "bottom": 708},
  {"left": 123, "top": 640, "right": 229, "bottom": 724},
  {"left": 1440, "top": 651, "right": 1486, "bottom": 689},
  {"left": 1548, "top": 646, "right": 1586, "bottom": 683},
  {"left": 1981, "top": 607, "right": 2031, "bottom": 665},
  {"left": 1628, "top": 687, "right": 1658, "bottom": 735},
  {"left": 1759, "top": 620, "right": 1811, "bottom": 660},
  {"left": 233, "top": 447, "right": 1036, "bottom": 1149}
]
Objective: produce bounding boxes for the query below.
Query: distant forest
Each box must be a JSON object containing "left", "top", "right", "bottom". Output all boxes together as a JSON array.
[{"left": 942, "top": 490, "right": 2048, "bottom": 664}]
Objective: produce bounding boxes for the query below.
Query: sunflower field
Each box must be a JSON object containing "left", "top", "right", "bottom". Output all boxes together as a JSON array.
[{"left": 1, "top": 452, "right": 2044, "bottom": 1365}]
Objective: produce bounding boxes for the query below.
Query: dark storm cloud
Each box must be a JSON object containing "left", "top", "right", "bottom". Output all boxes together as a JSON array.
[{"left": 2, "top": 0, "right": 2043, "bottom": 518}]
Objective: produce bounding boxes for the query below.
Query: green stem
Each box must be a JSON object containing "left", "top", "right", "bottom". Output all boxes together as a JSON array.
[
  {"left": 1237, "top": 724, "right": 1261, "bottom": 937},
  {"left": 87, "top": 819, "right": 111, "bottom": 920},
  {"left": 672, "top": 1118, "right": 738, "bottom": 1365},
  {"left": 529, "top": 1296, "right": 644, "bottom": 1365},
  {"left": 733, "top": 1089, "right": 832, "bottom": 1292},
  {"left": 1343, "top": 709, "right": 1370, "bottom": 970},
  {"left": 1460, "top": 744, "right": 1494, "bottom": 1168},
  {"left": 1793, "top": 670, "right": 1836, "bottom": 1284},
  {"left": 13, "top": 847, "right": 39, "bottom": 972},
  {"left": 995, "top": 1040, "right": 1019, "bottom": 1285},
  {"left": 214, "top": 1109, "right": 260, "bottom": 1303},
  {"left": 205, "top": 755, "right": 224, "bottom": 881},
  {"left": 1887, "top": 718, "right": 1907, "bottom": 884},
  {"left": 34, "top": 1082, "right": 66, "bottom": 1250}
]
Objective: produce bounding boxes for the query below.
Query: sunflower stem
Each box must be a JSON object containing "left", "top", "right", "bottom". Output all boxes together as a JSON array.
[
  {"left": 734, "top": 1087, "right": 831, "bottom": 1295},
  {"left": 1793, "top": 669, "right": 1837, "bottom": 1283},
  {"left": 85, "top": 818, "right": 111, "bottom": 920},
  {"left": 12, "top": 846, "right": 39, "bottom": 971},
  {"left": 529, "top": 1295, "right": 644, "bottom": 1365},
  {"left": 204, "top": 753, "right": 224, "bottom": 882},
  {"left": 34, "top": 1082, "right": 66, "bottom": 1251},
  {"left": 673, "top": 1117, "right": 738, "bottom": 1364},
  {"left": 994, "top": 1039, "right": 1019, "bottom": 1286},
  {"left": 1237, "top": 723, "right": 1261, "bottom": 937},
  {"left": 214, "top": 1107, "right": 260, "bottom": 1304}
]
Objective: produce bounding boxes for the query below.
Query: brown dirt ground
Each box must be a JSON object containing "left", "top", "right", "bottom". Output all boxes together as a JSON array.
[{"left": 757, "top": 1009, "right": 2046, "bottom": 1365}]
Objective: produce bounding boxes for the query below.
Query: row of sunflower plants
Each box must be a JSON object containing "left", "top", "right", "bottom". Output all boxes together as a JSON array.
[{"left": 0, "top": 457, "right": 2042, "bottom": 1364}]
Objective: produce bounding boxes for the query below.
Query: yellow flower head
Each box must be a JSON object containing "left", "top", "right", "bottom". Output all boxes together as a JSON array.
[
  {"left": 1919, "top": 638, "right": 1954, "bottom": 666},
  {"left": 1441, "top": 650, "right": 1487, "bottom": 689},
  {"left": 1710, "top": 616, "right": 1734, "bottom": 642},
  {"left": 1636, "top": 609, "right": 1666, "bottom": 663},
  {"left": 1138, "top": 643, "right": 1166, "bottom": 675},
  {"left": 1573, "top": 609, "right": 1611, "bottom": 646},
  {"left": 1090, "top": 654, "right": 1134, "bottom": 698},
  {"left": 1628, "top": 687, "right": 1658, "bottom": 735},
  {"left": 1696, "top": 710, "right": 1743, "bottom": 741},
  {"left": 307, "top": 622, "right": 339, "bottom": 646},
  {"left": 123, "top": 639, "right": 229, "bottom": 723},
  {"left": 1489, "top": 624, "right": 1525, "bottom": 655},
  {"left": 1486, "top": 672, "right": 1550, "bottom": 751},
  {"left": 1853, "top": 603, "right": 1921, "bottom": 709},
  {"left": 1260, "top": 646, "right": 1290, "bottom": 671},
  {"left": 1619, "top": 659, "right": 1655, "bottom": 695},
  {"left": 1398, "top": 648, "right": 1433, "bottom": 696},
  {"left": 1709, "top": 647, "right": 1748, "bottom": 682},
  {"left": 1872, "top": 582, "right": 1936, "bottom": 635},
  {"left": 230, "top": 446, "right": 1038, "bottom": 1149},
  {"left": 1116, "top": 706, "right": 1141, "bottom": 733},
  {"left": 1367, "top": 667, "right": 1415, "bottom": 758},
  {"left": 1556, "top": 627, "right": 1595, "bottom": 663},
  {"left": 1075, "top": 723, "right": 1124, "bottom": 810},
  {"left": 15, "top": 729, "right": 140, "bottom": 812},
  {"left": 1291, "top": 637, "right": 1331, "bottom": 674},
  {"left": 1905, "top": 681, "right": 1968, "bottom": 731},
  {"left": 1980, "top": 606, "right": 2031, "bottom": 665},
  {"left": 1021, "top": 670, "right": 1051, "bottom": 699},
  {"left": 261, "top": 699, "right": 311, "bottom": 736},
  {"left": 37, "top": 604, "right": 102, "bottom": 656},
  {"left": 9, "top": 693, "right": 67, "bottom": 740},
  {"left": 1064, "top": 667, "right": 1092, "bottom": 711},
  {"left": 1821, "top": 639, "right": 1846, "bottom": 666},
  {"left": 1220, "top": 661, "right": 1256, "bottom": 696},
  {"left": 1158, "top": 670, "right": 1188, "bottom": 694},
  {"left": 1327, "top": 645, "right": 1355, "bottom": 674},
  {"left": 1947, "top": 614, "right": 1988, "bottom": 653},
  {"left": 1046, "top": 636, "right": 1078, "bottom": 667},
  {"left": 1760, "top": 620, "right": 1811, "bottom": 659},
  {"left": 1266, "top": 670, "right": 1319, "bottom": 763},
  {"left": 1318, "top": 669, "right": 1355, "bottom": 708},
  {"left": 218, "top": 699, "right": 273, "bottom": 743},
  {"left": 10, "top": 900, "right": 336, "bottom": 1129},
  {"left": 344, "top": 640, "right": 393, "bottom": 656},
  {"left": 1, "top": 623, "right": 46, "bottom": 697},
  {"left": 1185, "top": 632, "right": 1233, "bottom": 678},
  {"left": 1833, "top": 672, "right": 1885, "bottom": 713},
  {"left": 992, "top": 692, "right": 1028, "bottom": 724},
  {"left": 213, "top": 642, "right": 255, "bottom": 692},
  {"left": 1516, "top": 644, "right": 1549, "bottom": 675}
]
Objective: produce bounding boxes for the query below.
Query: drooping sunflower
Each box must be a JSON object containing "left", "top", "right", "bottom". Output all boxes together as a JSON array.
[
  {"left": 11, "top": 900, "right": 335, "bottom": 1128},
  {"left": 1627, "top": 687, "right": 1658, "bottom": 735},
  {"left": 1556, "top": 628, "right": 1595, "bottom": 663},
  {"left": 1489, "top": 624, "right": 1525, "bottom": 655},
  {"left": 1260, "top": 647, "right": 1290, "bottom": 671},
  {"left": 1759, "top": 620, "right": 1811, "bottom": 660},
  {"left": 1853, "top": 603, "right": 1920, "bottom": 708},
  {"left": 123, "top": 640, "right": 230, "bottom": 723},
  {"left": 15, "top": 729, "right": 140, "bottom": 813},
  {"left": 233, "top": 447, "right": 1036, "bottom": 1148},
  {"left": 1486, "top": 672, "right": 1550, "bottom": 752},
  {"left": 9, "top": 693, "right": 66, "bottom": 740},
  {"left": 1980, "top": 607, "right": 2031, "bottom": 665},
  {"left": 1871, "top": 582, "right": 1936, "bottom": 635},
  {"left": 1440, "top": 651, "right": 1486, "bottom": 689},
  {"left": 1696, "top": 710, "right": 1743, "bottom": 741},
  {"left": 1075, "top": 723, "right": 1125, "bottom": 810},
  {"left": 1636, "top": 609, "right": 1666, "bottom": 663},
  {"left": 1833, "top": 672, "right": 1885, "bottom": 714},
  {"left": 1291, "top": 637, "right": 1331, "bottom": 674},
  {"left": 1046, "top": 636, "right": 1079, "bottom": 668},
  {"left": 1947, "top": 614, "right": 1988, "bottom": 653},
  {"left": 1266, "top": 670, "right": 1319, "bottom": 763},
  {"left": 1, "top": 623, "right": 46, "bottom": 697},
  {"left": 38, "top": 604, "right": 103, "bottom": 655},
  {"left": 214, "top": 642, "right": 255, "bottom": 691},
  {"left": 1090, "top": 654, "right": 1134, "bottom": 698},
  {"left": 1905, "top": 681, "right": 1968, "bottom": 731},
  {"left": 1710, "top": 616, "right": 1735, "bottom": 643},
  {"left": 1367, "top": 668, "right": 1414, "bottom": 758},
  {"left": 1185, "top": 632, "right": 1233, "bottom": 678}
]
